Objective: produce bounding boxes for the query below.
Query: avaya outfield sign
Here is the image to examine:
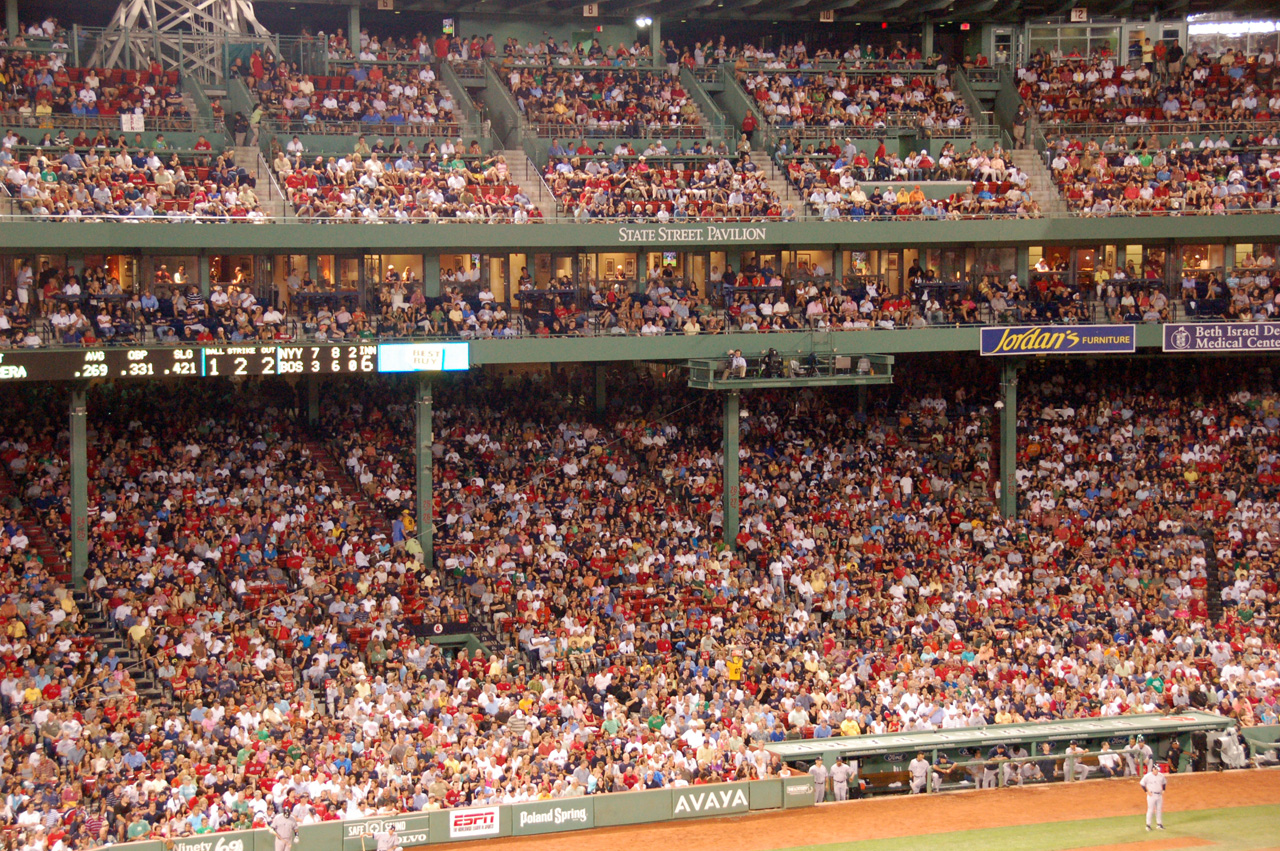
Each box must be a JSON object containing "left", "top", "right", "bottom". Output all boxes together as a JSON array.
[{"left": 671, "top": 786, "right": 750, "bottom": 818}]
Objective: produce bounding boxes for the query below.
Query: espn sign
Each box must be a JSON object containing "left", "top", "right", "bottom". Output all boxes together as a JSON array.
[{"left": 449, "top": 807, "right": 500, "bottom": 838}]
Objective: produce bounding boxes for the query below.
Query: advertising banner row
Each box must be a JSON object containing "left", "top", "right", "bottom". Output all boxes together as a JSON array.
[
  {"left": 156, "top": 778, "right": 817, "bottom": 851},
  {"left": 981, "top": 322, "right": 1280, "bottom": 357}
]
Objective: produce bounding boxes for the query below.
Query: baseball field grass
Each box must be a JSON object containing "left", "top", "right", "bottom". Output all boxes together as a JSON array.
[{"left": 776, "top": 804, "right": 1280, "bottom": 851}]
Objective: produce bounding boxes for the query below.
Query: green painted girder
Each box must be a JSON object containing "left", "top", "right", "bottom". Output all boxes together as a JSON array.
[
  {"left": 686, "top": 353, "right": 894, "bottom": 390},
  {"left": 0, "top": 214, "right": 1277, "bottom": 253}
]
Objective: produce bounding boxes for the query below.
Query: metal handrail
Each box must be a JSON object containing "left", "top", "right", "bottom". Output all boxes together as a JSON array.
[
  {"left": 1040, "top": 119, "right": 1280, "bottom": 139},
  {"left": 260, "top": 118, "right": 478, "bottom": 141},
  {"left": 522, "top": 122, "right": 725, "bottom": 140},
  {"left": 0, "top": 112, "right": 221, "bottom": 134},
  {"left": 526, "top": 154, "right": 558, "bottom": 218},
  {"left": 0, "top": 206, "right": 1275, "bottom": 225}
]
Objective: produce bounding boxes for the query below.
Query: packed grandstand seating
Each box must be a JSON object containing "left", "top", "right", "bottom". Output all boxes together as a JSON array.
[
  {"left": 543, "top": 151, "right": 780, "bottom": 221},
  {"left": 1042, "top": 132, "right": 1280, "bottom": 215},
  {"left": 2, "top": 139, "right": 262, "bottom": 221},
  {"left": 241, "top": 53, "right": 463, "bottom": 133},
  {"left": 1017, "top": 46, "right": 1279, "bottom": 126},
  {"left": 504, "top": 66, "right": 705, "bottom": 137},
  {"left": 0, "top": 51, "right": 188, "bottom": 128},
  {"left": 0, "top": 358, "right": 1275, "bottom": 849},
  {"left": 738, "top": 67, "right": 968, "bottom": 132},
  {"left": 274, "top": 139, "right": 539, "bottom": 223}
]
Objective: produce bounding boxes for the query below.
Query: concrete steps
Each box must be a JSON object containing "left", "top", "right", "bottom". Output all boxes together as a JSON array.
[
  {"left": 504, "top": 149, "right": 559, "bottom": 220},
  {"left": 232, "top": 145, "right": 288, "bottom": 218},
  {"left": 1009, "top": 149, "right": 1068, "bottom": 216},
  {"left": 0, "top": 468, "right": 69, "bottom": 582}
]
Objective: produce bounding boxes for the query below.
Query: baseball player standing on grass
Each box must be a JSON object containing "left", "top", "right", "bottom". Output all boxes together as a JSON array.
[
  {"left": 809, "top": 756, "right": 828, "bottom": 804},
  {"left": 1140, "top": 762, "right": 1167, "bottom": 831}
]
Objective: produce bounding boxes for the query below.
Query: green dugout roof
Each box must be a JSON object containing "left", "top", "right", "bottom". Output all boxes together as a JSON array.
[{"left": 765, "top": 711, "right": 1234, "bottom": 761}]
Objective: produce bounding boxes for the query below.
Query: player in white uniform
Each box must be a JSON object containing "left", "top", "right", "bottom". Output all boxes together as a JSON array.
[{"left": 1139, "top": 763, "right": 1167, "bottom": 831}]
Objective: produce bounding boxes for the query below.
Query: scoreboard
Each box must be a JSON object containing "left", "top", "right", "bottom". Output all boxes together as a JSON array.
[
  {"left": 203, "top": 345, "right": 377, "bottom": 377},
  {"left": 0, "top": 342, "right": 469, "bottom": 382}
]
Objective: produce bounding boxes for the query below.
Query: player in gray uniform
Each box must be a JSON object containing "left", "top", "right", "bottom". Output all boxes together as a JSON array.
[
  {"left": 908, "top": 751, "right": 931, "bottom": 794},
  {"left": 1065, "top": 740, "right": 1092, "bottom": 782},
  {"left": 1124, "top": 735, "right": 1153, "bottom": 776},
  {"left": 374, "top": 828, "right": 401, "bottom": 851},
  {"left": 270, "top": 808, "right": 298, "bottom": 851},
  {"left": 829, "top": 756, "right": 853, "bottom": 802},
  {"left": 809, "top": 756, "right": 829, "bottom": 804},
  {"left": 1139, "top": 762, "right": 1167, "bottom": 830}
]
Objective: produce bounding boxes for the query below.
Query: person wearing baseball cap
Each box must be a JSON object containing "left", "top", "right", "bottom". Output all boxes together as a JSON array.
[{"left": 1140, "top": 761, "right": 1166, "bottom": 830}]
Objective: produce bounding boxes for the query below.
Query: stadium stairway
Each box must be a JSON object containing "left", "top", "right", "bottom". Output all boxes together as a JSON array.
[
  {"left": 762, "top": 159, "right": 795, "bottom": 204},
  {"left": 301, "top": 434, "right": 394, "bottom": 536},
  {"left": 1009, "top": 149, "right": 1068, "bottom": 216},
  {"left": 504, "top": 150, "right": 560, "bottom": 220},
  {"left": 0, "top": 468, "right": 70, "bottom": 583},
  {"left": 300, "top": 433, "right": 519, "bottom": 658},
  {"left": 72, "top": 588, "right": 170, "bottom": 705},
  {"left": 234, "top": 145, "right": 289, "bottom": 219}
]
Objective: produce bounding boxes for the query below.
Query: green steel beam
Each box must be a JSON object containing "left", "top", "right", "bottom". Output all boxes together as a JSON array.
[
  {"left": 307, "top": 376, "right": 321, "bottom": 426},
  {"left": 1, "top": 216, "right": 1278, "bottom": 253},
  {"left": 594, "top": 364, "right": 606, "bottom": 419},
  {"left": 416, "top": 377, "right": 434, "bottom": 568},
  {"left": 999, "top": 360, "right": 1020, "bottom": 520},
  {"left": 723, "top": 390, "right": 740, "bottom": 549},
  {"left": 70, "top": 386, "right": 88, "bottom": 589}
]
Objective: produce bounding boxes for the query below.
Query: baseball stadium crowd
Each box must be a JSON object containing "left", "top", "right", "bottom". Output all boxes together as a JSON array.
[
  {"left": 504, "top": 67, "right": 706, "bottom": 137},
  {"left": 1042, "top": 132, "right": 1280, "bottom": 216},
  {"left": 544, "top": 152, "right": 780, "bottom": 222},
  {"left": 239, "top": 56, "right": 463, "bottom": 134},
  {"left": 273, "top": 140, "right": 539, "bottom": 224},
  {"left": 0, "top": 53, "right": 188, "bottom": 127},
  {"left": 738, "top": 67, "right": 969, "bottom": 132},
  {"left": 2, "top": 139, "right": 263, "bottom": 222},
  {"left": 0, "top": 357, "right": 1276, "bottom": 851},
  {"left": 1018, "top": 44, "right": 1277, "bottom": 127}
]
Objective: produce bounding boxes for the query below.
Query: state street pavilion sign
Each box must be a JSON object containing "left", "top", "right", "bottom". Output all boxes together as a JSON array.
[{"left": 615, "top": 224, "right": 770, "bottom": 245}]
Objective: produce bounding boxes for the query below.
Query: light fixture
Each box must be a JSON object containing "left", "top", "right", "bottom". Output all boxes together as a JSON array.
[
  {"left": 636, "top": 16, "right": 653, "bottom": 27},
  {"left": 994, "top": 400, "right": 1005, "bottom": 410},
  {"left": 740, "top": 408, "right": 750, "bottom": 419}
]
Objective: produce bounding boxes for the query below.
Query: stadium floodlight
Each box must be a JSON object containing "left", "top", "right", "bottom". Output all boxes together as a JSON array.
[{"left": 636, "top": 16, "right": 654, "bottom": 27}]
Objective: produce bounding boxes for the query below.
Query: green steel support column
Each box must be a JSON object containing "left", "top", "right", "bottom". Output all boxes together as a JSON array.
[
  {"left": 1015, "top": 246, "right": 1030, "bottom": 287},
  {"left": 594, "top": 363, "right": 606, "bottom": 419},
  {"left": 650, "top": 18, "right": 662, "bottom": 70},
  {"left": 198, "top": 251, "right": 211, "bottom": 298},
  {"left": 999, "top": 360, "right": 1020, "bottom": 519},
  {"left": 423, "top": 254, "right": 441, "bottom": 298},
  {"left": 307, "top": 376, "right": 320, "bottom": 426},
  {"left": 416, "top": 378, "right": 434, "bottom": 567},
  {"left": 6, "top": 0, "right": 19, "bottom": 45},
  {"left": 1223, "top": 244, "right": 1236, "bottom": 273},
  {"left": 70, "top": 387, "right": 88, "bottom": 589},
  {"left": 922, "top": 22, "right": 935, "bottom": 59},
  {"left": 348, "top": 2, "right": 361, "bottom": 47},
  {"left": 831, "top": 250, "right": 843, "bottom": 282},
  {"left": 723, "top": 390, "right": 740, "bottom": 548},
  {"left": 308, "top": 255, "right": 320, "bottom": 286},
  {"left": 857, "top": 385, "right": 867, "bottom": 415}
]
